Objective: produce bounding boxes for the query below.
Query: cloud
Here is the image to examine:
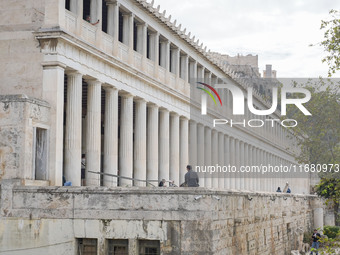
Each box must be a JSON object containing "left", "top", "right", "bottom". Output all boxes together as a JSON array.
[{"left": 153, "top": 0, "right": 340, "bottom": 77}]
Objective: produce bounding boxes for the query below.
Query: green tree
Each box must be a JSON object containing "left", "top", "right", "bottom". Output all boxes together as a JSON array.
[
  {"left": 287, "top": 79, "right": 340, "bottom": 166},
  {"left": 286, "top": 79, "right": 340, "bottom": 222},
  {"left": 315, "top": 9, "right": 340, "bottom": 77}
]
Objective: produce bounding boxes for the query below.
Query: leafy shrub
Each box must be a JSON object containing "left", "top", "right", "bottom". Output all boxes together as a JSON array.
[{"left": 323, "top": 225, "right": 340, "bottom": 239}]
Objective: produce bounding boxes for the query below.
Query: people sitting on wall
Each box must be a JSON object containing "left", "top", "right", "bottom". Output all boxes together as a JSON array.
[
  {"left": 158, "top": 179, "right": 166, "bottom": 187},
  {"left": 62, "top": 176, "right": 72, "bottom": 186},
  {"left": 169, "top": 180, "right": 177, "bottom": 187},
  {"left": 287, "top": 187, "right": 291, "bottom": 193},
  {"left": 283, "top": 182, "right": 289, "bottom": 192},
  {"left": 276, "top": 187, "right": 282, "bottom": 192}
]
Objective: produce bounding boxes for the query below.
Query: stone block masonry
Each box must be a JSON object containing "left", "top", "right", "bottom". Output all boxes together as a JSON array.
[{"left": 0, "top": 180, "right": 324, "bottom": 255}]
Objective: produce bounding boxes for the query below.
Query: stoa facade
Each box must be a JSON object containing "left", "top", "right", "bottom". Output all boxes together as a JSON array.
[
  {"left": 0, "top": 0, "right": 324, "bottom": 254},
  {"left": 0, "top": 0, "right": 307, "bottom": 193}
]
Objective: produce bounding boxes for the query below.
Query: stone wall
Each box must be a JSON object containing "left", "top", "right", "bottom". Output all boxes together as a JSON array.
[
  {"left": 0, "top": 95, "right": 50, "bottom": 181},
  {"left": 0, "top": 180, "right": 325, "bottom": 255}
]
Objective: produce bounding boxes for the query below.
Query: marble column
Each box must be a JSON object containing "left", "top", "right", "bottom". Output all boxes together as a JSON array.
[
  {"left": 212, "top": 130, "right": 218, "bottom": 188},
  {"left": 180, "top": 54, "right": 189, "bottom": 82},
  {"left": 122, "top": 13, "right": 132, "bottom": 46},
  {"left": 149, "top": 32, "right": 159, "bottom": 63},
  {"left": 64, "top": 71, "right": 82, "bottom": 186},
  {"left": 147, "top": 104, "right": 159, "bottom": 186},
  {"left": 253, "top": 147, "right": 258, "bottom": 191},
  {"left": 171, "top": 47, "right": 180, "bottom": 77},
  {"left": 256, "top": 148, "right": 261, "bottom": 191},
  {"left": 204, "top": 127, "right": 212, "bottom": 188},
  {"left": 314, "top": 208, "right": 324, "bottom": 231},
  {"left": 124, "top": 13, "right": 134, "bottom": 63},
  {"left": 244, "top": 143, "right": 249, "bottom": 190},
  {"left": 86, "top": 79, "right": 101, "bottom": 186},
  {"left": 224, "top": 135, "right": 230, "bottom": 189},
  {"left": 70, "top": 0, "right": 77, "bottom": 13},
  {"left": 76, "top": 0, "right": 84, "bottom": 33},
  {"left": 136, "top": 23, "right": 147, "bottom": 57},
  {"left": 218, "top": 132, "right": 225, "bottom": 189},
  {"left": 248, "top": 145, "right": 253, "bottom": 190},
  {"left": 111, "top": 1, "right": 120, "bottom": 55},
  {"left": 103, "top": 87, "right": 118, "bottom": 187},
  {"left": 197, "top": 66, "right": 205, "bottom": 81},
  {"left": 189, "top": 60, "right": 197, "bottom": 84},
  {"left": 235, "top": 139, "right": 240, "bottom": 190},
  {"left": 239, "top": 141, "right": 245, "bottom": 190},
  {"left": 134, "top": 98, "right": 147, "bottom": 186},
  {"left": 189, "top": 120, "right": 197, "bottom": 166},
  {"left": 261, "top": 150, "right": 266, "bottom": 191},
  {"left": 179, "top": 117, "right": 189, "bottom": 185},
  {"left": 42, "top": 64, "right": 65, "bottom": 186},
  {"left": 90, "top": 0, "right": 97, "bottom": 22},
  {"left": 119, "top": 93, "right": 134, "bottom": 186},
  {"left": 159, "top": 108, "right": 170, "bottom": 182},
  {"left": 197, "top": 123, "right": 205, "bottom": 187},
  {"left": 160, "top": 39, "right": 170, "bottom": 71},
  {"left": 106, "top": 1, "right": 119, "bottom": 37},
  {"left": 90, "top": 0, "right": 102, "bottom": 25},
  {"left": 170, "top": 113, "right": 180, "bottom": 185},
  {"left": 229, "top": 137, "right": 236, "bottom": 189}
]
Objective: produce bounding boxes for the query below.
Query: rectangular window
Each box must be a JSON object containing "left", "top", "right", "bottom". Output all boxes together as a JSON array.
[
  {"left": 108, "top": 239, "right": 128, "bottom": 255},
  {"left": 139, "top": 240, "right": 160, "bottom": 255},
  {"left": 33, "top": 127, "right": 48, "bottom": 180},
  {"left": 78, "top": 238, "right": 97, "bottom": 255}
]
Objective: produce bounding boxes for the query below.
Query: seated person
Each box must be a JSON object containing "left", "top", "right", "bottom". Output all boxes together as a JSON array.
[{"left": 158, "top": 179, "right": 166, "bottom": 187}]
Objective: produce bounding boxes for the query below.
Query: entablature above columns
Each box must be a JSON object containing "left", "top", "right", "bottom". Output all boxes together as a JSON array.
[{"left": 36, "top": 33, "right": 190, "bottom": 118}]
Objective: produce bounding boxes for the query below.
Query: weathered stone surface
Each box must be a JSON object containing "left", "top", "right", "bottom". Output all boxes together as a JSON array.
[
  {"left": 0, "top": 96, "right": 50, "bottom": 181},
  {"left": 0, "top": 182, "right": 320, "bottom": 254}
]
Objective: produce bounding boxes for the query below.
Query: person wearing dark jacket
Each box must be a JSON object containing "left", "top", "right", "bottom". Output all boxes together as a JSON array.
[
  {"left": 310, "top": 229, "right": 321, "bottom": 255},
  {"left": 184, "top": 165, "right": 199, "bottom": 187}
]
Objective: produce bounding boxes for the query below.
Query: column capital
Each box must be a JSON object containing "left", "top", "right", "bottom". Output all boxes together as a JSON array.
[
  {"left": 171, "top": 46, "right": 180, "bottom": 52},
  {"left": 160, "top": 38, "right": 170, "bottom": 44},
  {"left": 181, "top": 53, "right": 189, "bottom": 59},
  {"left": 159, "top": 107, "right": 169, "bottom": 113},
  {"left": 190, "top": 59, "right": 198, "bottom": 65},
  {"left": 170, "top": 112, "right": 179, "bottom": 117},
  {"left": 180, "top": 116, "right": 189, "bottom": 121},
  {"left": 189, "top": 119, "right": 196, "bottom": 124},
  {"left": 106, "top": 0, "right": 120, "bottom": 6},
  {"left": 148, "top": 30, "right": 159, "bottom": 36},
  {"left": 65, "top": 70, "right": 82, "bottom": 77},
  {"left": 134, "top": 97, "right": 148, "bottom": 103},
  {"left": 42, "top": 61, "right": 66, "bottom": 70},
  {"left": 86, "top": 79, "right": 102, "bottom": 86},
  {"left": 120, "top": 91, "right": 134, "bottom": 98},
  {"left": 122, "top": 12, "right": 134, "bottom": 18},
  {"left": 136, "top": 22, "right": 147, "bottom": 27},
  {"left": 103, "top": 85, "right": 119, "bottom": 92},
  {"left": 147, "top": 102, "right": 159, "bottom": 108}
]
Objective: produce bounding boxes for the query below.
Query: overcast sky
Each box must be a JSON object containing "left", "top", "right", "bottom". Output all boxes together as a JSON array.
[{"left": 152, "top": 0, "right": 340, "bottom": 78}]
